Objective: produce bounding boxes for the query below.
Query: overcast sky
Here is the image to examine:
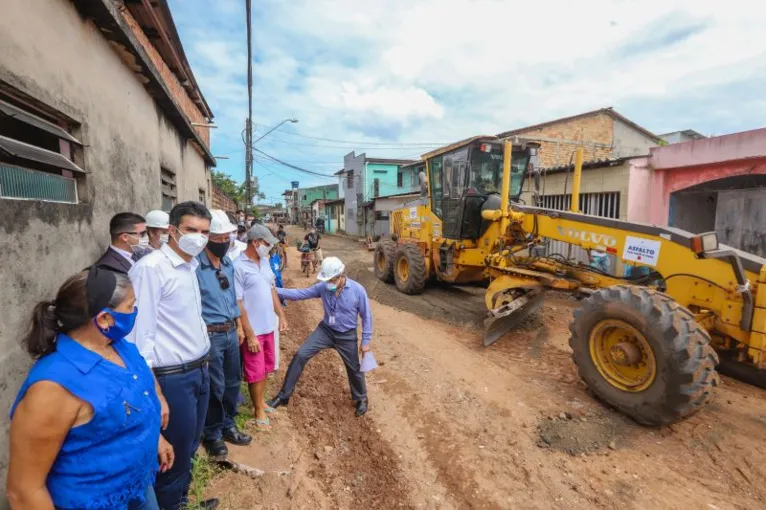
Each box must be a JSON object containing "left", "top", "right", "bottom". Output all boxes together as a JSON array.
[{"left": 168, "top": 0, "right": 766, "bottom": 205}]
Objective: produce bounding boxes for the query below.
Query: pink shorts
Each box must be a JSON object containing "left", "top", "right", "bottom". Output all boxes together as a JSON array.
[{"left": 241, "top": 331, "right": 275, "bottom": 383}]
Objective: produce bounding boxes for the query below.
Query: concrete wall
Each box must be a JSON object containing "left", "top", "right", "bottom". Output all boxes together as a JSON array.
[
  {"left": 364, "top": 162, "right": 400, "bottom": 201},
  {"left": 668, "top": 191, "right": 717, "bottom": 233},
  {"left": 612, "top": 119, "right": 658, "bottom": 158},
  {"left": 0, "top": 0, "right": 210, "bottom": 486},
  {"left": 372, "top": 194, "right": 418, "bottom": 238},
  {"left": 520, "top": 162, "right": 631, "bottom": 220},
  {"left": 343, "top": 152, "right": 365, "bottom": 236},
  {"left": 716, "top": 189, "right": 766, "bottom": 257},
  {"left": 650, "top": 128, "right": 766, "bottom": 170}
]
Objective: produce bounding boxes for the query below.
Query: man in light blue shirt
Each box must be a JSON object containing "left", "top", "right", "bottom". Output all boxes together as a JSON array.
[{"left": 267, "top": 256, "right": 373, "bottom": 416}]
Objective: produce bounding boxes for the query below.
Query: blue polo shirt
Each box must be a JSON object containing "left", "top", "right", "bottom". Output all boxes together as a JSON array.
[{"left": 196, "top": 251, "right": 241, "bottom": 326}]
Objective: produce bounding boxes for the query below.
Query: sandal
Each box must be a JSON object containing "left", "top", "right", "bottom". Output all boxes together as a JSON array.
[
  {"left": 254, "top": 418, "right": 271, "bottom": 430},
  {"left": 264, "top": 405, "right": 277, "bottom": 414}
]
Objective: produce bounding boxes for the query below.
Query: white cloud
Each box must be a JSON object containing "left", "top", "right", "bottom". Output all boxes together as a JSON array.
[{"left": 170, "top": 0, "right": 766, "bottom": 201}]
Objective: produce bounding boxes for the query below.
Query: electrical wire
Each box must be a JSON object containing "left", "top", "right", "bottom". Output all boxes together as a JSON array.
[{"left": 253, "top": 148, "right": 336, "bottom": 178}]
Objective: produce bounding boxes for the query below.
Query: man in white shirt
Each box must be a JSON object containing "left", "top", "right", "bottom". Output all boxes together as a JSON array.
[
  {"left": 234, "top": 224, "right": 287, "bottom": 429},
  {"left": 128, "top": 201, "right": 219, "bottom": 510}
]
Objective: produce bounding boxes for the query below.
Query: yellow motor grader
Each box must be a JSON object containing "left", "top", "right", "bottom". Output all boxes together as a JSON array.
[{"left": 374, "top": 136, "right": 766, "bottom": 425}]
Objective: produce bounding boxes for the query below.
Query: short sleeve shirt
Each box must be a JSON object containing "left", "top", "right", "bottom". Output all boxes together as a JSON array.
[{"left": 234, "top": 252, "right": 277, "bottom": 335}]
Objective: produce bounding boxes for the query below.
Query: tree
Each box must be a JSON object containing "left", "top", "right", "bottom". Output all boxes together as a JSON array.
[{"left": 211, "top": 171, "right": 265, "bottom": 208}]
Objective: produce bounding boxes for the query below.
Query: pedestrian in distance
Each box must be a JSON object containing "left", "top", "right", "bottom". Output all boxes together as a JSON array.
[
  {"left": 267, "top": 257, "right": 373, "bottom": 417},
  {"left": 145, "top": 210, "right": 170, "bottom": 251},
  {"left": 94, "top": 212, "right": 149, "bottom": 274},
  {"left": 127, "top": 201, "right": 219, "bottom": 510},
  {"left": 234, "top": 224, "right": 288, "bottom": 430},
  {"left": 196, "top": 210, "right": 252, "bottom": 462},
  {"left": 7, "top": 267, "right": 171, "bottom": 510}
]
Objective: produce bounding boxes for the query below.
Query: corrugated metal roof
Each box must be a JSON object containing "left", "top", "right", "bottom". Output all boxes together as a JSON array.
[
  {"left": 0, "top": 135, "right": 85, "bottom": 174},
  {"left": 539, "top": 157, "right": 636, "bottom": 174},
  {"left": 0, "top": 99, "right": 81, "bottom": 145}
]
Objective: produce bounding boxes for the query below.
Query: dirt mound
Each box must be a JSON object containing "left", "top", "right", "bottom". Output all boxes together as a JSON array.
[{"left": 538, "top": 411, "right": 632, "bottom": 455}]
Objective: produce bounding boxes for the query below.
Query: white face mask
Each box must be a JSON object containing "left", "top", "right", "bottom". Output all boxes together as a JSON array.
[
  {"left": 138, "top": 236, "right": 150, "bottom": 249},
  {"left": 159, "top": 233, "right": 170, "bottom": 245},
  {"left": 176, "top": 231, "right": 208, "bottom": 257},
  {"left": 256, "top": 242, "right": 271, "bottom": 259}
]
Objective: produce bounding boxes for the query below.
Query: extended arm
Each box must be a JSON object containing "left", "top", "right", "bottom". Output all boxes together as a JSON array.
[
  {"left": 358, "top": 290, "right": 373, "bottom": 346},
  {"left": 277, "top": 283, "right": 323, "bottom": 301}
]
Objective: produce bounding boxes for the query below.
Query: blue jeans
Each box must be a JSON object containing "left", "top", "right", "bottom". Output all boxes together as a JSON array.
[
  {"left": 155, "top": 365, "right": 210, "bottom": 510},
  {"left": 204, "top": 330, "right": 241, "bottom": 441},
  {"left": 129, "top": 486, "right": 159, "bottom": 510}
]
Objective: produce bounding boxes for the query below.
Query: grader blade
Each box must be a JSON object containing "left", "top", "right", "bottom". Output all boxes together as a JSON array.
[{"left": 483, "top": 291, "right": 545, "bottom": 347}]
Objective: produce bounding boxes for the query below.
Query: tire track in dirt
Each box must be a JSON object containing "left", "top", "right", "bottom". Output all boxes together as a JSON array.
[{"left": 278, "top": 272, "right": 412, "bottom": 509}]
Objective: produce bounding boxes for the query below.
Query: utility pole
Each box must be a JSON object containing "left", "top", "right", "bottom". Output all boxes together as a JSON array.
[{"left": 244, "top": 0, "right": 253, "bottom": 214}]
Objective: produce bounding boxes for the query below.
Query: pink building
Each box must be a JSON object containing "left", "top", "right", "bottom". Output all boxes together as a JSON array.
[{"left": 627, "top": 128, "right": 766, "bottom": 256}]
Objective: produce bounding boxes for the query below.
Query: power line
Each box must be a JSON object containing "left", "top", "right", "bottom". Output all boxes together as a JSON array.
[{"left": 254, "top": 148, "right": 337, "bottom": 179}]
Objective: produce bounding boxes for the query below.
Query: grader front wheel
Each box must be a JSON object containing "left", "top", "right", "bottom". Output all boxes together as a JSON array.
[
  {"left": 569, "top": 285, "right": 719, "bottom": 426},
  {"left": 374, "top": 240, "right": 396, "bottom": 283},
  {"left": 394, "top": 244, "right": 427, "bottom": 295}
]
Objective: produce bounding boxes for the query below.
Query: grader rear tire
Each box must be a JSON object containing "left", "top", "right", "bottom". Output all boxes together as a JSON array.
[
  {"left": 394, "top": 244, "right": 427, "bottom": 295},
  {"left": 374, "top": 240, "right": 396, "bottom": 283},
  {"left": 569, "top": 285, "right": 719, "bottom": 426}
]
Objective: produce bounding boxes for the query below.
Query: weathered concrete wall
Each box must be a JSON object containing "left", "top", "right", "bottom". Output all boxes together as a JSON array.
[
  {"left": 668, "top": 192, "right": 717, "bottom": 234},
  {"left": 0, "top": 0, "right": 209, "bottom": 491},
  {"left": 716, "top": 189, "right": 766, "bottom": 257},
  {"left": 520, "top": 162, "right": 631, "bottom": 220},
  {"left": 612, "top": 119, "right": 658, "bottom": 158},
  {"left": 650, "top": 128, "right": 766, "bottom": 170}
]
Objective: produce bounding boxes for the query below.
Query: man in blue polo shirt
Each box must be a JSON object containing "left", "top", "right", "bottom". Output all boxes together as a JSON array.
[{"left": 197, "top": 210, "right": 252, "bottom": 460}]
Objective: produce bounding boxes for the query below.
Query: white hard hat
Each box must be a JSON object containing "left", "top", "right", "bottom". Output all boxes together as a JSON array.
[
  {"left": 145, "top": 210, "right": 169, "bottom": 229},
  {"left": 317, "top": 256, "right": 345, "bottom": 281},
  {"left": 210, "top": 209, "right": 237, "bottom": 234}
]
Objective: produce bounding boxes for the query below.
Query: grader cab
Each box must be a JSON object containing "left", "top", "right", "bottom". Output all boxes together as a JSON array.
[{"left": 374, "top": 136, "right": 766, "bottom": 426}]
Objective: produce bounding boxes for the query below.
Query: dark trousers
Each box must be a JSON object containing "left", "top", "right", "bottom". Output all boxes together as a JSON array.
[
  {"left": 204, "top": 330, "right": 241, "bottom": 441},
  {"left": 278, "top": 322, "right": 366, "bottom": 402},
  {"left": 155, "top": 365, "right": 210, "bottom": 510}
]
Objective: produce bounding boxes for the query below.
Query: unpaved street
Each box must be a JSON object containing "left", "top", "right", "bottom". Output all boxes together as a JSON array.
[{"left": 205, "top": 227, "right": 766, "bottom": 509}]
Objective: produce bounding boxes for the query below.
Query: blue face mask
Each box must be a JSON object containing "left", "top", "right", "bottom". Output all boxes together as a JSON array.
[
  {"left": 326, "top": 283, "right": 338, "bottom": 292},
  {"left": 95, "top": 307, "right": 138, "bottom": 342}
]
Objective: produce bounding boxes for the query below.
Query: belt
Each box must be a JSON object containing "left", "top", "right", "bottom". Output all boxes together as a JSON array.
[
  {"left": 153, "top": 354, "right": 210, "bottom": 377},
  {"left": 207, "top": 321, "right": 237, "bottom": 333}
]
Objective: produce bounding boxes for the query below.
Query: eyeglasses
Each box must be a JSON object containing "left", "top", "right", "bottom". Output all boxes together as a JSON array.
[
  {"left": 215, "top": 269, "right": 230, "bottom": 290},
  {"left": 125, "top": 231, "right": 148, "bottom": 238}
]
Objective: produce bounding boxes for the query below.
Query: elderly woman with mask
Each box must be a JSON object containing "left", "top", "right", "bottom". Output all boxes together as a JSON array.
[{"left": 6, "top": 267, "right": 171, "bottom": 510}]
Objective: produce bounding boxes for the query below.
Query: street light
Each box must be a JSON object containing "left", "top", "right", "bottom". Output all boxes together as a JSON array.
[{"left": 251, "top": 118, "right": 298, "bottom": 145}]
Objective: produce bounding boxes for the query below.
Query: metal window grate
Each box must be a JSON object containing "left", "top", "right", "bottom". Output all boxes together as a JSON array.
[
  {"left": 538, "top": 192, "right": 620, "bottom": 219},
  {"left": 0, "top": 163, "right": 76, "bottom": 203}
]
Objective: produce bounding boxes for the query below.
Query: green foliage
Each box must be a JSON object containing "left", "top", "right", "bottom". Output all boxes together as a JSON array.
[{"left": 211, "top": 171, "right": 266, "bottom": 209}]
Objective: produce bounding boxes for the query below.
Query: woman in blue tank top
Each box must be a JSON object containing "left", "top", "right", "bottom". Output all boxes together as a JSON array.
[{"left": 7, "top": 267, "right": 173, "bottom": 510}]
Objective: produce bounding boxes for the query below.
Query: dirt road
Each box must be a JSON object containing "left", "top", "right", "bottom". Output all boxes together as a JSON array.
[{"left": 205, "top": 227, "right": 766, "bottom": 509}]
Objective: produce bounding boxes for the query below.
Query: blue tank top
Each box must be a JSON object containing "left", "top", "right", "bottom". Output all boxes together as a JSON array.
[{"left": 11, "top": 334, "right": 160, "bottom": 510}]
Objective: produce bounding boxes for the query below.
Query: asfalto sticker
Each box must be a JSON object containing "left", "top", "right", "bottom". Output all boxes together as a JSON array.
[{"left": 622, "top": 236, "right": 662, "bottom": 267}]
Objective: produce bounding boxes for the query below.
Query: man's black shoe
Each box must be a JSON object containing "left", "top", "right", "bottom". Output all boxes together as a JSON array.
[
  {"left": 199, "top": 498, "right": 220, "bottom": 509},
  {"left": 355, "top": 399, "right": 368, "bottom": 417},
  {"left": 266, "top": 395, "right": 289, "bottom": 409},
  {"left": 203, "top": 439, "right": 228, "bottom": 461},
  {"left": 223, "top": 426, "right": 252, "bottom": 446}
]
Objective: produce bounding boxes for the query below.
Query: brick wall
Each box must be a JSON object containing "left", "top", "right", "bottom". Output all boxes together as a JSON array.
[
  {"left": 514, "top": 112, "right": 614, "bottom": 168},
  {"left": 212, "top": 184, "right": 236, "bottom": 212},
  {"left": 120, "top": 7, "right": 210, "bottom": 148}
]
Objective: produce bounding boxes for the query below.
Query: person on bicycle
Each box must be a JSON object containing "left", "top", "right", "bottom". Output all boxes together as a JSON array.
[{"left": 304, "top": 228, "right": 320, "bottom": 251}]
